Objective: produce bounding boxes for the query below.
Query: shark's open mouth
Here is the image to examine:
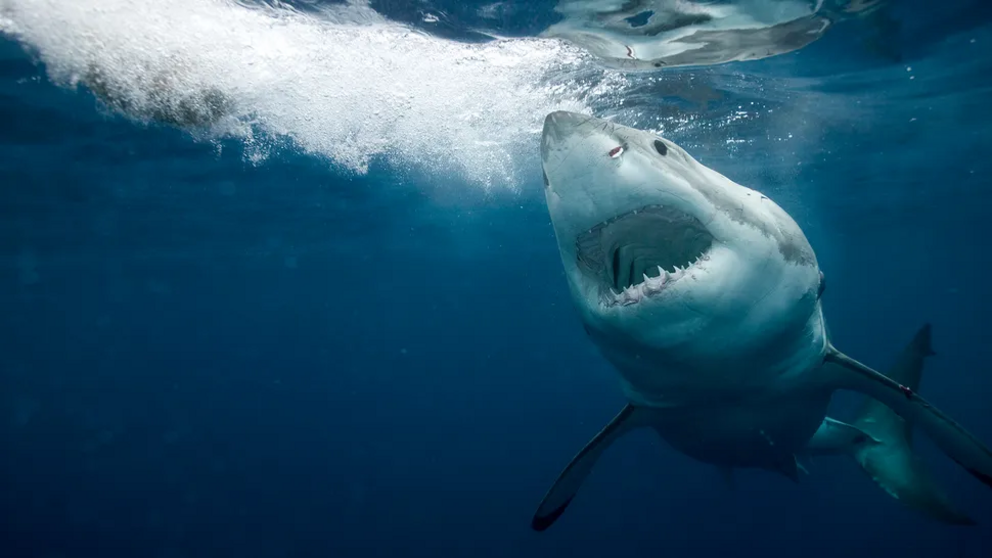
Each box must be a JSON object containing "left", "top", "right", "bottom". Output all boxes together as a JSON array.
[{"left": 575, "top": 205, "right": 714, "bottom": 307}]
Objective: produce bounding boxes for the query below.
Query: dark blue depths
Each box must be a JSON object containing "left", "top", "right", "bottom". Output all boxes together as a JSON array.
[{"left": 2, "top": 1, "right": 992, "bottom": 557}]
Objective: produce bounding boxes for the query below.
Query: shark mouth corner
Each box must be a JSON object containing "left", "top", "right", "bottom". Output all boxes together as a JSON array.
[{"left": 575, "top": 205, "right": 713, "bottom": 308}]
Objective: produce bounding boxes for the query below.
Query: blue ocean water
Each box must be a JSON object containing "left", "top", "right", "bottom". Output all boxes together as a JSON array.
[{"left": 1, "top": 1, "right": 991, "bottom": 557}]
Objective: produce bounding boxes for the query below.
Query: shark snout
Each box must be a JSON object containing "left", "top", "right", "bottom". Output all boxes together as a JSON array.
[
  {"left": 541, "top": 111, "right": 595, "bottom": 165},
  {"left": 543, "top": 111, "right": 589, "bottom": 136}
]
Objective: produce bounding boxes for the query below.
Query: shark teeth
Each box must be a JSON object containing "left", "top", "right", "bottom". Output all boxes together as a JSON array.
[
  {"left": 601, "top": 247, "right": 713, "bottom": 309},
  {"left": 603, "top": 249, "right": 712, "bottom": 308}
]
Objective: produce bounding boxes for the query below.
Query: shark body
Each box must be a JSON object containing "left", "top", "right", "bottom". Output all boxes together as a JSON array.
[{"left": 532, "top": 111, "right": 991, "bottom": 530}]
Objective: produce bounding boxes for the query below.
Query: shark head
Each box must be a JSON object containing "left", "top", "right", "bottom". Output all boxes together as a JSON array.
[{"left": 540, "top": 111, "right": 824, "bottom": 376}]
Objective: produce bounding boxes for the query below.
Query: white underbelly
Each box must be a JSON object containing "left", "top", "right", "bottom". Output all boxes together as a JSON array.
[
  {"left": 607, "top": 346, "right": 823, "bottom": 410},
  {"left": 593, "top": 315, "right": 828, "bottom": 409},
  {"left": 594, "top": 334, "right": 830, "bottom": 468},
  {"left": 582, "top": 305, "right": 830, "bottom": 466},
  {"left": 585, "top": 298, "right": 830, "bottom": 409}
]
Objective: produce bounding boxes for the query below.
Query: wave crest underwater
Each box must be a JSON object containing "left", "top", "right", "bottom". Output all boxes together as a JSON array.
[{"left": 0, "top": 0, "right": 629, "bottom": 190}]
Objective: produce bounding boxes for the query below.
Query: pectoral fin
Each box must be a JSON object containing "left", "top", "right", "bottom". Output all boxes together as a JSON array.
[
  {"left": 532, "top": 404, "right": 650, "bottom": 531},
  {"left": 824, "top": 342, "right": 992, "bottom": 491},
  {"left": 830, "top": 324, "right": 976, "bottom": 525},
  {"left": 776, "top": 454, "right": 806, "bottom": 483},
  {"left": 854, "top": 323, "right": 935, "bottom": 443}
]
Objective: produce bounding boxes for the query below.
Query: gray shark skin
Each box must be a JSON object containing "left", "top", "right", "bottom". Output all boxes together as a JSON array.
[
  {"left": 532, "top": 111, "right": 992, "bottom": 531},
  {"left": 805, "top": 325, "right": 975, "bottom": 525}
]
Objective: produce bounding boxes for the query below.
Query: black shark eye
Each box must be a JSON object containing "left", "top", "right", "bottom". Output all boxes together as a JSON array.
[
  {"left": 542, "top": 169, "right": 550, "bottom": 190},
  {"left": 817, "top": 272, "right": 826, "bottom": 299},
  {"left": 653, "top": 139, "right": 668, "bottom": 156}
]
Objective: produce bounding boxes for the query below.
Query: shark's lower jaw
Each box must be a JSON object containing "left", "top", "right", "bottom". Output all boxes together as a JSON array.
[{"left": 574, "top": 204, "right": 714, "bottom": 308}]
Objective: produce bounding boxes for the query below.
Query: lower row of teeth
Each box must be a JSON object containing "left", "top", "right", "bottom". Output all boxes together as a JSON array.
[{"left": 607, "top": 265, "right": 689, "bottom": 306}]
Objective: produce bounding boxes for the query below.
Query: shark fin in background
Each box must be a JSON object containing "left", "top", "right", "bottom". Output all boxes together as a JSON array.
[{"left": 824, "top": 324, "right": 977, "bottom": 525}]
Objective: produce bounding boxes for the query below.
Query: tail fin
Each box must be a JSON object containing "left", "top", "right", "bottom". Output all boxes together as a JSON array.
[{"left": 829, "top": 324, "right": 976, "bottom": 525}]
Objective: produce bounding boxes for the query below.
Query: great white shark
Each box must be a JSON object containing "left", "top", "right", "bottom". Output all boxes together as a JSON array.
[{"left": 532, "top": 111, "right": 992, "bottom": 530}]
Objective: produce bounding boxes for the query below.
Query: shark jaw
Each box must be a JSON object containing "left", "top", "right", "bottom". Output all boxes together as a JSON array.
[{"left": 576, "top": 203, "right": 714, "bottom": 309}]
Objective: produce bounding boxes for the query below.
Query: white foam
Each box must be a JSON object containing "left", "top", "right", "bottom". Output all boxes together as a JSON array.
[{"left": 0, "top": 0, "right": 627, "bottom": 190}]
